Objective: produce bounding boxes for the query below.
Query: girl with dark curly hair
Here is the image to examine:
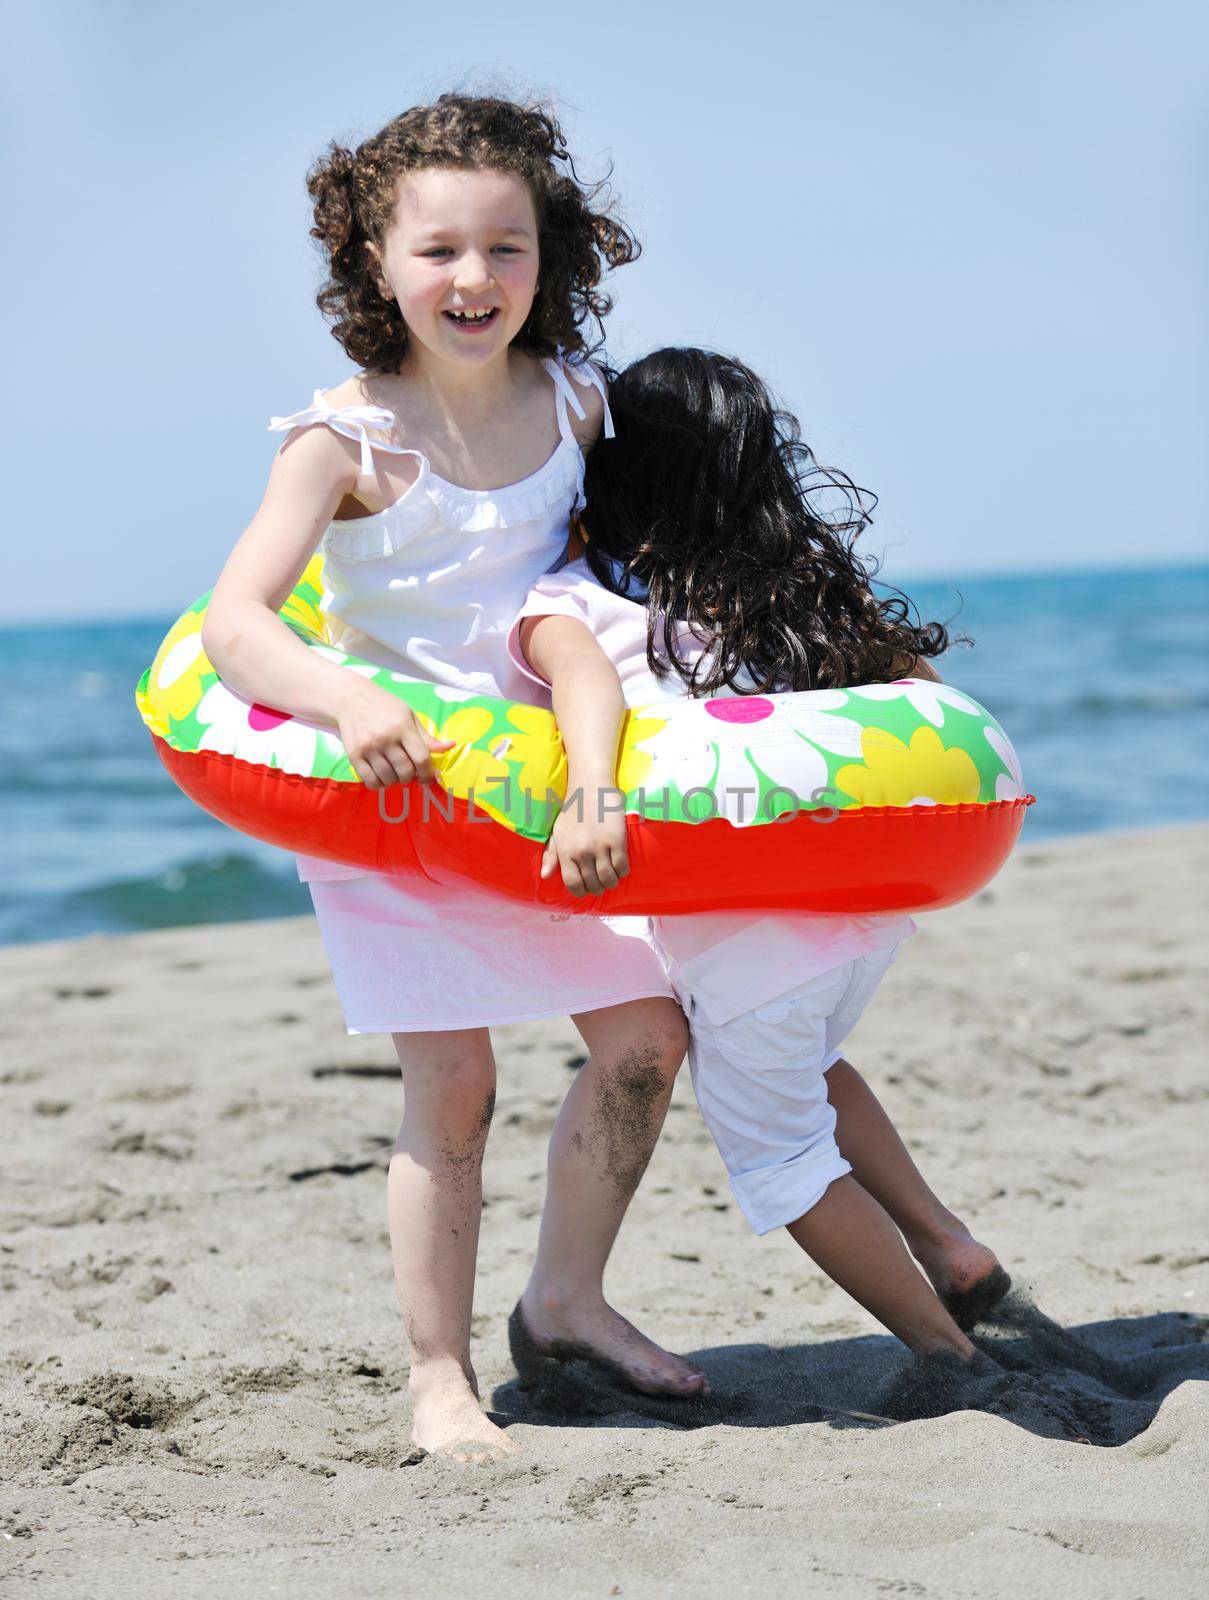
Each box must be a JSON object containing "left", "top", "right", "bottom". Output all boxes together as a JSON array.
[
  {"left": 512, "top": 348, "right": 1010, "bottom": 1367},
  {"left": 202, "top": 96, "right": 710, "bottom": 1464}
]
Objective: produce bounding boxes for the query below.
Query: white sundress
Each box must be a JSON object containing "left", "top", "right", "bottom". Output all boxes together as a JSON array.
[{"left": 266, "top": 353, "right": 675, "bottom": 1034}]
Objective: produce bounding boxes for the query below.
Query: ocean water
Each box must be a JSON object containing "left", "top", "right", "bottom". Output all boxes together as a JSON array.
[{"left": 3, "top": 562, "right": 1207, "bottom": 948}]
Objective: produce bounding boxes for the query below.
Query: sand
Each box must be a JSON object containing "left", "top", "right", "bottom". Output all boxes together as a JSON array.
[{"left": 2, "top": 822, "right": 1207, "bottom": 1598}]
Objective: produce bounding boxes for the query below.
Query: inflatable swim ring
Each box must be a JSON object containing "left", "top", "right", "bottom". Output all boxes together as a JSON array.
[{"left": 135, "top": 557, "right": 1034, "bottom": 914}]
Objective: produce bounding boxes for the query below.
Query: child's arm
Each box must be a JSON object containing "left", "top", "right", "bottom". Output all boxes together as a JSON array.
[
  {"left": 519, "top": 614, "right": 630, "bottom": 898},
  {"left": 202, "top": 427, "right": 451, "bottom": 789}
]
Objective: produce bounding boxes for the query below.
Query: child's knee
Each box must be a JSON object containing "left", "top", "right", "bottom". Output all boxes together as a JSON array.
[
  {"left": 440, "top": 1068, "right": 495, "bottom": 1147},
  {"left": 601, "top": 1021, "right": 686, "bottom": 1109},
  {"left": 397, "top": 1046, "right": 496, "bottom": 1148},
  {"left": 667, "top": 1008, "right": 690, "bottom": 1065},
  {"left": 649, "top": 1003, "right": 690, "bottom": 1075}
]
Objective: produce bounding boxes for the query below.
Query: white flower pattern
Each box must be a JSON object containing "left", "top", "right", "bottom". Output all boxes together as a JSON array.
[
  {"left": 156, "top": 629, "right": 206, "bottom": 691},
  {"left": 846, "top": 678, "right": 985, "bottom": 729},
  {"left": 984, "top": 725, "right": 1025, "bottom": 800},
  {"left": 195, "top": 682, "right": 321, "bottom": 776},
  {"left": 637, "top": 694, "right": 852, "bottom": 826}
]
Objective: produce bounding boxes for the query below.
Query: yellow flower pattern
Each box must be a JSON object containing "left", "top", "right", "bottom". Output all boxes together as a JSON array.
[
  {"left": 410, "top": 705, "right": 528, "bottom": 831},
  {"left": 836, "top": 725, "right": 981, "bottom": 807},
  {"left": 504, "top": 703, "right": 567, "bottom": 805},
  {"left": 145, "top": 608, "right": 213, "bottom": 735},
  {"left": 278, "top": 556, "right": 329, "bottom": 643},
  {"left": 414, "top": 707, "right": 511, "bottom": 798},
  {"left": 616, "top": 709, "right": 667, "bottom": 795}
]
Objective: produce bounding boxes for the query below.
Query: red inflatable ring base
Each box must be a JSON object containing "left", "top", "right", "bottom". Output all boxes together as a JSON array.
[{"left": 155, "top": 739, "right": 1033, "bottom": 916}]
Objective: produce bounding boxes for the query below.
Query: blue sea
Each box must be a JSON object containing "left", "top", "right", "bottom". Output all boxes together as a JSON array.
[{"left": 3, "top": 562, "right": 1207, "bottom": 948}]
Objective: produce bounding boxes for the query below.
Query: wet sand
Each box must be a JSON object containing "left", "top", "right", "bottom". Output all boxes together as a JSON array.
[{"left": 2, "top": 822, "right": 1207, "bottom": 1597}]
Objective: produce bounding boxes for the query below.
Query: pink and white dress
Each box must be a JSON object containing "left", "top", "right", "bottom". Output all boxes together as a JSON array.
[{"left": 266, "top": 355, "right": 674, "bottom": 1034}]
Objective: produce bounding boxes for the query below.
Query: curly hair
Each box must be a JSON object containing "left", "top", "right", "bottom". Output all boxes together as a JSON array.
[
  {"left": 581, "top": 348, "right": 969, "bottom": 695},
  {"left": 305, "top": 94, "right": 638, "bottom": 372}
]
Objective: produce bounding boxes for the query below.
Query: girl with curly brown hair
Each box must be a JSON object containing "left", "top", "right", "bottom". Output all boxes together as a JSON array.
[
  {"left": 511, "top": 348, "right": 1010, "bottom": 1371},
  {"left": 201, "top": 95, "right": 708, "bottom": 1465}
]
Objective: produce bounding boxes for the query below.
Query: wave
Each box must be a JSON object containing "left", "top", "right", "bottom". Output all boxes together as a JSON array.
[
  {"left": 948, "top": 686, "right": 1209, "bottom": 726},
  {"left": 1062, "top": 689, "right": 1209, "bottom": 717},
  {"left": 0, "top": 852, "right": 311, "bottom": 947},
  {"left": 0, "top": 768, "right": 171, "bottom": 799}
]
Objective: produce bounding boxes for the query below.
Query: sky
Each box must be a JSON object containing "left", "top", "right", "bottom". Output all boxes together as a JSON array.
[{"left": 2, "top": 0, "right": 1207, "bottom": 622}]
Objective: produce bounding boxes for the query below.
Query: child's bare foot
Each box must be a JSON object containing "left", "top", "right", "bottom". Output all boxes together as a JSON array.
[
  {"left": 514, "top": 1289, "right": 710, "bottom": 1398},
  {"left": 908, "top": 1219, "right": 1011, "bottom": 1331},
  {"left": 409, "top": 1358, "right": 519, "bottom": 1464}
]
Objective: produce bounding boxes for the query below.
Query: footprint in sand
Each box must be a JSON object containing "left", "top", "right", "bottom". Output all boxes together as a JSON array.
[
  {"left": 104, "top": 1130, "right": 194, "bottom": 1161},
  {"left": 287, "top": 1159, "right": 385, "bottom": 1182},
  {"left": 878, "top": 1293, "right": 1209, "bottom": 1446},
  {"left": 310, "top": 1063, "right": 398, "bottom": 1080}
]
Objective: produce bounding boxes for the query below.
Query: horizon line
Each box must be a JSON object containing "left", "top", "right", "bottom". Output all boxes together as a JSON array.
[{"left": 3, "top": 552, "right": 1207, "bottom": 631}]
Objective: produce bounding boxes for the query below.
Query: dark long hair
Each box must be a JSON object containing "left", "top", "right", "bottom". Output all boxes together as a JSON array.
[{"left": 581, "top": 348, "right": 965, "bottom": 694}]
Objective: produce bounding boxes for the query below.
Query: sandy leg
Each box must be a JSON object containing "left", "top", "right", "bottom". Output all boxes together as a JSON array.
[
  {"left": 786, "top": 1175, "right": 976, "bottom": 1357},
  {"left": 521, "top": 998, "right": 709, "bottom": 1397},
  {"left": 827, "top": 1058, "right": 1007, "bottom": 1318},
  {"left": 388, "top": 1027, "right": 518, "bottom": 1463}
]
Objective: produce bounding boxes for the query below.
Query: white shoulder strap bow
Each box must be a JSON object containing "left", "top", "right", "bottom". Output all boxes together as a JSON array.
[
  {"left": 543, "top": 353, "right": 616, "bottom": 440},
  {"left": 268, "top": 391, "right": 408, "bottom": 478}
]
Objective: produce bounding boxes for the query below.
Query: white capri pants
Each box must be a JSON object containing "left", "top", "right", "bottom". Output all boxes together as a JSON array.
[{"left": 684, "top": 944, "right": 901, "bottom": 1236}]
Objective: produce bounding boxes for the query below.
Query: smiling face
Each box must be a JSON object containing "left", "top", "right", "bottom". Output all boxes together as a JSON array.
[{"left": 369, "top": 166, "right": 541, "bottom": 371}]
